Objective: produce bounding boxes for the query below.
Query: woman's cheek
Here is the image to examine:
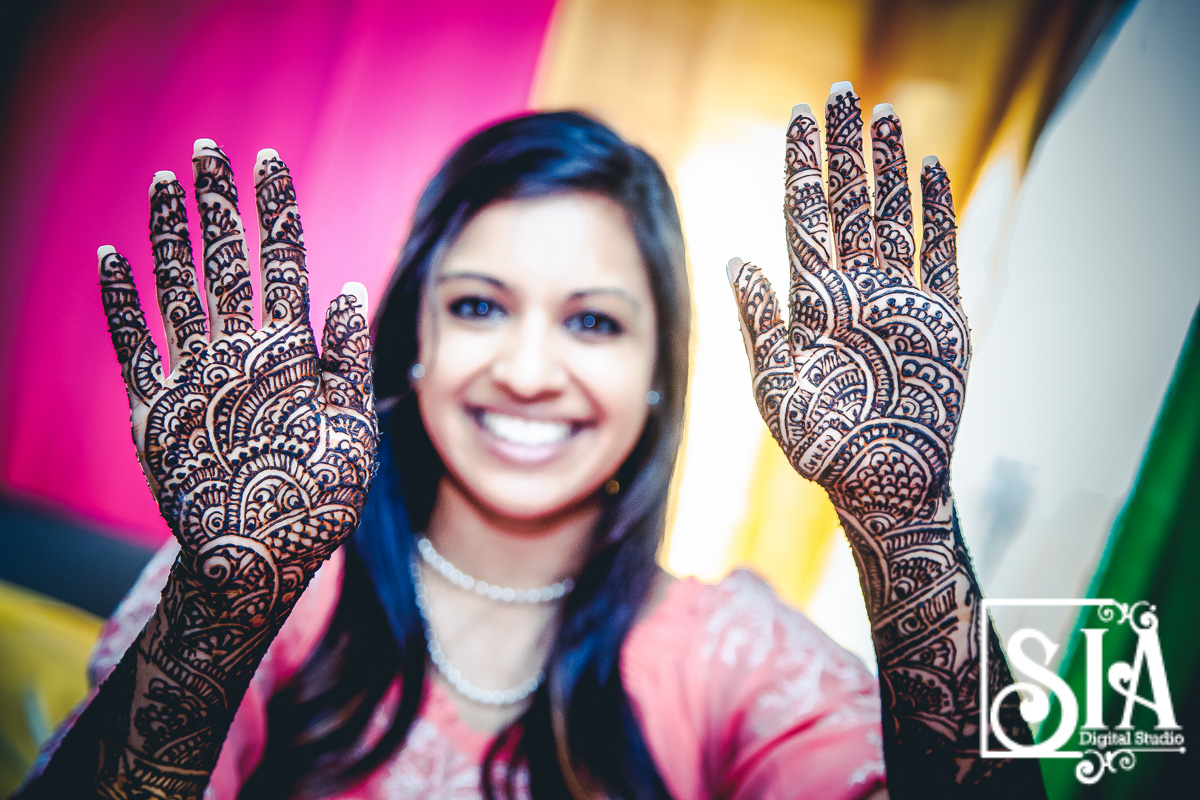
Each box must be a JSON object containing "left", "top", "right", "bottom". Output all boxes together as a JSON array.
[
  {"left": 428, "top": 325, "right": 500, "bottom": 384},
  {"left": 569, "top": 341, "right": 654, "bottom": 422}
]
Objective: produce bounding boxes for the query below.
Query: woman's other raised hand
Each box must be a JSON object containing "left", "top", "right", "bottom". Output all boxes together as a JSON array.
[{"left": 98, "top": 141, "right": 379, "bottom": 621}]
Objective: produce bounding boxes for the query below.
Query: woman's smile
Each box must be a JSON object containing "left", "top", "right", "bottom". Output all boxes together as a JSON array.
[{"left": 469, "top": 406, "right": 589, "bottom": 465}]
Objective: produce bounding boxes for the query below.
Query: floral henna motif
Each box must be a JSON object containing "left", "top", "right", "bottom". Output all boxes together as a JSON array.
[
  {"left": 870, "top": 108, "right": 915, "bottom": 282},
  {"left": 193, "top": 140, "right": 254, "bottom": 337},
  {"left": 731, "top": 86, "right": 1044, "bottom": 795},
  {"left": 256, "top": 151, "right": 310, "bottom": 325},
  {"left": 100, "top": 254, "right": 166, "bottom": 410},
  {"left": 149, "top": 177, "right": 209, "bottom": 365},
  {"left": 921, "top": 160, "right": 961, "bottom": 303},
  {"left": 91, "top": 144, "right": 378, "bottom": 799}
]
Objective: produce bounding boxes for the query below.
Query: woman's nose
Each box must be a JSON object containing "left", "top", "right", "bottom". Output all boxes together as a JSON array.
[{"left": 490, "top": 316, "right": 568, "bottom": 398}]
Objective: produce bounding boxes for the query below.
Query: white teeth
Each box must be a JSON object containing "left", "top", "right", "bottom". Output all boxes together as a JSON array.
[{"left": 481, "top": 412, "right": 571, "bottom": 446}]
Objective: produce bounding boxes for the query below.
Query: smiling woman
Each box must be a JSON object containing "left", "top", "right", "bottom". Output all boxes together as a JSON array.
[
  {"left": 17, "top": 107, "right": 1043, "bottom": 800},
  {"left": 409, "top": 192, "right": 661, "bottom": 739}
]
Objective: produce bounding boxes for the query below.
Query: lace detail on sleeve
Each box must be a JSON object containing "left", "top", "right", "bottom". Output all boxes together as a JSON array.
[
  {"left": 701, "top": 569, "right": 885, "bottom": 799},
  {"left": 370, "top": 717, "right": 529, "bottom": 799}
]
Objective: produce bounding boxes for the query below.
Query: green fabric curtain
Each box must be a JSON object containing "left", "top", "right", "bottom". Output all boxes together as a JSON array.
[{"left": 1041, "top": 303, "right": 1200, "bottom": 797}]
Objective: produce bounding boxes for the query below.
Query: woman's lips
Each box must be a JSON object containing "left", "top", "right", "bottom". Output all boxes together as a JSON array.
[{"left": 469, "top": 408, "right": 586, "bottom": 465}]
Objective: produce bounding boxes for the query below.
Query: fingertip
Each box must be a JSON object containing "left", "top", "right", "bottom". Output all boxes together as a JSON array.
[
  {"left": 726, "top": 257, "right": 744, "bottom": 284},
  {"left": 922, "top": 155, "right": 940, "bottom": 170},
  {"left": 341, "top": 281, "right": 368, "bottom": 317},
  {"left": 256, "top": 148, "right": 283, "bottom": 181},
  {"left": 149, "top": 170, "right": 176, "bottom": 196},
  {"left": 829, "top": 80, "right": 854, "bottom": 99},
  {"left": 790, "top": 103, "right": 812, "bottom": 122},
  {"left": 871, "top": 102, "right": 894, "bottom": 121}
]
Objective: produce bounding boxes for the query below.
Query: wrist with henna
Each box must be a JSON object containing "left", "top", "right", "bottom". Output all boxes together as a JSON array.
[
  {"left": 94, "top": 556, "right": 312, "bottom": 800},
  {"left": 832, "top": 484, "right": 1042, "bottom": 795}
]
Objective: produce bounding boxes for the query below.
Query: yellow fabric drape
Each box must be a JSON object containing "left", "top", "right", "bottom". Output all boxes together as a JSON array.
[
  {"left": 533, "top": 0, "right": 1123, "bottom": 608},
  {"left": 0, "top": 581, "right": 102, "bottom": 795}
]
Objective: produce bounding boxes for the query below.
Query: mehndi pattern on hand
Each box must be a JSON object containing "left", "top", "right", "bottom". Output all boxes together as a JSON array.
[
  {"left": 729, "top": 85, "right": 1044, "bottom": 795},
  {"left": 94, "top": 141, "right": 378, "bottom": 798},
  {"left": 732, "top": 87, "right": 968, "bottom": 554}
]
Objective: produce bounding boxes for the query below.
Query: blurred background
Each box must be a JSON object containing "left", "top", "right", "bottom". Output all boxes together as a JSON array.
[{"left": 1, "top": 0, "right": 1197, "bottom": 796}]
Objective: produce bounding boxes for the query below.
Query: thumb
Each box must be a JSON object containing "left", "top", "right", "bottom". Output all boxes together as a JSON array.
[
  {"left": 320, "top": 281, "right": 374, "bottom": 417},
  {"left": 727, "top": 257, "right": 794, "bottom": 443}
]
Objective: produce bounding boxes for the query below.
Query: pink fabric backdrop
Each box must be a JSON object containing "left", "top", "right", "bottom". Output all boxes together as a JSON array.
[{"left": 0, "top": 0, "right": 556, "bottom": 546}]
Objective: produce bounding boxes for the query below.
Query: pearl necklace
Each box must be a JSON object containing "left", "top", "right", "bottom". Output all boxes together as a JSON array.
[
  {"left": 410, "top": 557, "right": 545, "bottom": 706},
  {"left": 416, "top": 535, "right": 575, "bottom": 603}
]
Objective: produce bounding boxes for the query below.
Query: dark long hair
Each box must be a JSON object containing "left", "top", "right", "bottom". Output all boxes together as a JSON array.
[{"left": 244, "top": 111, "right": 690, "bottom": 799}]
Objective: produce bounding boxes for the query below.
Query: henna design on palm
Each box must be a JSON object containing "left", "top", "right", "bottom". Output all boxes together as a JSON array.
[
  {"left": 730, "top": 87, "right": 1043, "bottom": 795},
  {"left": 733, "top": 89, "right": 968, "bottom": 557},
  {"left": 94, "top": 142, "right": 378, "bottom": 798}
]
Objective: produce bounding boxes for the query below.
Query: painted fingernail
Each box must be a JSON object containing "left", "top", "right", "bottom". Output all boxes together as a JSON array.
[
  {"left": 341, "top": 281, "right": 368, "bottom": 316},
  {"left": 193, "top": 137, "right": 219, "bottom": 156},
  {"left": 97, "top": 244, "right": 115, "bottom": 275},
  {"left": 829, "top": 80, "right": 854, "bottom": 98},
  {"left": 922, "top": 155, "right": 940, "bottom": 170},
  {"left": 871, "top": 103, "right": 894, "bottom": 120},
  {"left": 256, "top": 148, "right": 280, "bottom": 164},
  {"left": 790, "top": 103, "right": 812, "bottom": 121},
  {"left": 97, "top": 245, "right": 117, "bottom": 276},
  {"left": 149, "top": 170, "right": 176, "bottom": 196},
  {"left": 726, "top": 256, "right": 744, "bottom": 283}
]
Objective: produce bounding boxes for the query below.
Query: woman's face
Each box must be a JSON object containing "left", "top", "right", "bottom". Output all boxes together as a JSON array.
[{"left": 415, "top": 192, "right": 657, "bottom": 521}]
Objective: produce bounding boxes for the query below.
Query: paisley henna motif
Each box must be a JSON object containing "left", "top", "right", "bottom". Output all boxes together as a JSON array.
[
  {"left": 731, "top": 86, "right": 1044, "bottom": 796},
  {"left": 90, "top": 144, "right": 378, "bottom": 799}
]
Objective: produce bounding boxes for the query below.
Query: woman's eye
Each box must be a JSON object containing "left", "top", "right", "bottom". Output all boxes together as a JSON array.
[
  {"left": 565, "top": 311, "right": 623, "bottom": 337},
  {"left": 448, "top": 297, "right": 505, "bottom": 320}
]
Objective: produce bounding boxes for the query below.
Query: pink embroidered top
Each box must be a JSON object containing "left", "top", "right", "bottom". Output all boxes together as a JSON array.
[{"left": 83, "top": 543, "right": 886, "bottom": 799}]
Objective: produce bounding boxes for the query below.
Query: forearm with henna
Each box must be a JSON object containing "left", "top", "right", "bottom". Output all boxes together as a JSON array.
[
  {"left": 834, "top": 493, "right": 1036, "bottom": 793},
  {"left": 729, "top": 86, "right": 1045, "bottom": 797},
  {"left": 21, "top": 556, "right": 313, "bottom": 800},
  {"left": 16, "top": 142, "right": 377, "bottom": 799},
  {"left": 93, "top": 561, "right": 298, "bottom": 799}
]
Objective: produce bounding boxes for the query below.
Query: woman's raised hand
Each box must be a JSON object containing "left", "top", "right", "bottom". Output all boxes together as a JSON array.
[
  {"left": 99, "top": 141, "right": 379, "bottom": 619},
  {"left": 728, "top": 82, "right": 968, "bottom": 540}
]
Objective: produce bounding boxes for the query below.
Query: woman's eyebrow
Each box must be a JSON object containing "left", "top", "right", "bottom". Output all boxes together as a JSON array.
[
  {"left": 435, "top": 271, "right": 508, "bottom": 290},
  {"left": 568, "top": 287, "right": 642, "bottom": 310}
]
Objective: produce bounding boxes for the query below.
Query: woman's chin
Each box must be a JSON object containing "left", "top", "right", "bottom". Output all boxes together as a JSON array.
[{"left": 463, "top": 476, "right": 605, "bottom": 524}]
